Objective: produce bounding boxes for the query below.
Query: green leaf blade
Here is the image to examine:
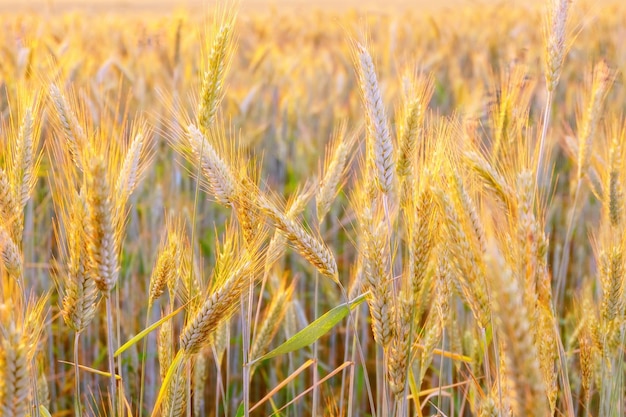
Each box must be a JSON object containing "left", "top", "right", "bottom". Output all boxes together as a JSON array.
[{"left": 255, "top": 293, "right": 367, "bottom": 362}]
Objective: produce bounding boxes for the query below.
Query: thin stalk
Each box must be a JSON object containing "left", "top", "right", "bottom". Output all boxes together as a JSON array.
[
  {"left": 480, "top": 327, "right": 491, "bottom": 390},
  {"left": 384, "top": 352, "right": 392, "bottom": 417},
  {"left": 186, "top": 361, "right": 192, "bottom": 417},
  {"left": 252, "top": 267, "right": 269, "bottom": 344},
  {"left": 138, "top": 311, "right": 151, "bottom": 417},
  {"left": 74, "top": 331, "right": 82, "bottom": 416},
  {"left": 555, "top": 181, "right": 581, "bottom": 311},
  {"left": 105, "top": 294, "right": 118, "bottom": 416},
  {"left": 376, "top": 345, "right": 384, "bottom": 416},
  {"left": 340, "top": 287, "right": 377, "bottom": 417},
  {"left": 241, "top": 293, "right": 251, "bottom": 417},
  {"left": 211, "top": 346, "right": 227, "bottom": 417},
  {"left": 555, "top": 321, "right": 575, "bottom": 417},
  {"left": 225, "top": 335, "right": 231, "bottom": 416},
  {"left": 437, "top": 330, "right": 446, "bottom": 415},
  {"left": 536, "top": 90, "right": 554, "bottom": 187},
  {"left": 339, "top": 321, "right": 350, "bottom": 413},
  {"left": 312, "top": 271, "right": 320, "bottom": 416},
  {"left": 347, "top": 316, "right": 358, "bottom": 417},
  {"left": 116, "top": 284, "right": 123, "bottom": 417}
]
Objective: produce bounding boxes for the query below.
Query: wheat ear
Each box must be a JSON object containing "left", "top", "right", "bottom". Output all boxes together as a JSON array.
[{"left": 356, "top": 43, "right": 395, "bottom": 196}]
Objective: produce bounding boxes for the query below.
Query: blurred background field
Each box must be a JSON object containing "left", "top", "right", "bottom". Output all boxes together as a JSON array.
[
  {"left": 1, "top": 0, "right": 613, "bottom": 13},
  {"left": 1, "top": 0, "right": 626, "bottom": 416}
]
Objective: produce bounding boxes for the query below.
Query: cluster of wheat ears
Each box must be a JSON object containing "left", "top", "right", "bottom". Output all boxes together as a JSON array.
[{"left": 0, "top": 0, "right": 625, "bottom": 416}]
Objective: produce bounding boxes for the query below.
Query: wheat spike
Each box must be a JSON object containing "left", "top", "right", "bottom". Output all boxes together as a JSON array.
[
  {"left": 396, "top": 76, "right": 433, "bottom": 178},
  {"left": 254, "top": 191, "right": 338, "bottom": 280},
  {"left": 186, "top": 124, "right": 237, "bottom": 206},
  {"left": 116, "top": 131, "right": 147, "bottom": 209},
  {"left": 49, "top": 84, "right": 86, "bottom": 173},
  {"left": 61, "top": 194, "right": 99, "bottom": 332},
  {"left": 198, "top": 21, "right": 234, "bottom": 133},
  {"left": 0, "top": 168, "right": 19, "bottom": 232},
  {"left": 0, "top": 329, "right": 29, "bottom": 417},
  {"left": 544, "top": 0, "right": 570, "bottom": 92},
  {"left": 316, "top": 126, "right": 355, "bottom": 224},
  {"left": 149, "top": 229, "right": 180, "bottom": 307},
  {"left": 387, "top": 291, "right": 412, "bottom": 397},
  {"left": 180, "top": 258, "right": 250, "bottom": 355},
  {"left": 578, "top": 61, "right": 613, "bottom": 180},
  {"left": 494, "top": 266, "right": 548, "bottom": 417},
  {"left": 356, "top": 43, "right": 395, "bottom": 196},
  {"left": 85, "top": 156, "right": 119, "bottom": 293},
  {"left": 0, "top": 227, "right": 22, "bottom": 279}
]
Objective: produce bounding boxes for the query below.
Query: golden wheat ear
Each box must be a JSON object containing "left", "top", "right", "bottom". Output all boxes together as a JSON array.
[
  {"left": 316, "top": 123, "right": 357, "bottom": 225},
  {"left": 354, "top": 42, "right": 395, "bottom": 197},
  {"left": 198, "top": 16, "right": 236, "bottom": 133},
  {"left": 543, "top": 0, "right": 571, "bottom": 93}
]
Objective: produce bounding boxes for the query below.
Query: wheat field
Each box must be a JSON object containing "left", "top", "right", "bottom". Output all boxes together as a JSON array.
[{"left": 0, "top": 0, "right": 625, "bottom": 416}]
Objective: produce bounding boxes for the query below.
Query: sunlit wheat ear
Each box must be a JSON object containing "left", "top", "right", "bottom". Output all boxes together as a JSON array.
[
  {"left": 157, "top": 318, "right": 186, "bottom": 417},
  {"left": 396, "top": 75, "right": 433, "bottom": 178},
  {"left": 316, "top": 125, "right": 356, "bottom": 224},
  {"left": 387, "top": 291, "right": 411, "bottom": 397},
  {"left": 252, "top": 190, "right": 338, "bottom": 280},
  {"left": 419, "top": 257, "right": 450, "bottom": 383},
  {"left": 464, "top": 151, "right": 514, "bottom": 210},
  {"left": 165, "top": 368, "right": 187, "bottom": 417},
  {"left": 579, "top": 320, "right": 595, "bottom": 406},
  {"left": 450, "top": 170, "right": 486, "bottom": 253},
  {"left": 578, "top": 61, "right": 613, "bottom": 181},
  {"left": 149, "top": 223, "right": 182, "bottom": 307},
  {"left": 537, "top": 303, "right": 559, "bottom": 414},
  {"left": 179, "top": 229, "right": 262, "bottom": 355},
  {"left": 0, "top": 294, "right": 47, "bottom": 417},
  {"left": 34, "top": 354, "right": 49, "bottom": 409},
  {"left": 490, "top": 66, "right": 534, "bottom": 162},
  {"left": 266, "top": 183, "right": 316, "bottom": 273},
  {"left": 198, "top": 19, "right": 235, "bottom": 133},
  {"left": 85, "top": 156, "right": 119, "bottom": 293},
  {"left": 478, "top": 396, "right": 499, "bottom": 417},
  {"left": 157, "top": 317, "right": 173, "bottom": 383},
  {"left": 61, "top": 194, "right": 98, "bottom": 333},
  {"left": 599, "top": 245, "right": 624, "bottom": 328},
  {"left": 494, "top": 265, "right": 548, "bottom": 417},
  {"left": 543, "top": 0, "right": 570, "bottom": 92},
  {"left": 12, "top": 107, "right": 35, "bottom": 209},
  {"left": 359, "top": 202, "right": 393, "bottom": 347},
  {"left": 180, "top": 260, "right": 250, "bottom": 355},
  {"left": 607, "top": 130, "right": 624, "bottom": 227},
  {"left": 355, "top": 42, "right": 395, "bottom": 196},
  {"left": 185, "top": 124, "right": 237, "bottom": 206},
  {"left": 434, "top": 186, "right": 489, "bottom": 328},
  {"left": 0, "top": 227, "right": 22, "bottom": 279},
  {"left": 116, "top": 131, "right": 148, "bottom": 209},
  {"left": 515, "top": 171, "right": 539, "bottom": 313},
  {"left": 0, "top": 168, "right": 19, "bottom": 231},
  {"left": 0, "top": 328, "right": 29, "bottom": 417},
  {"left": 49, "top": 84, "right": 86, "bottom": 173},
  {"left": 406, "top": 186, "right": 436, "bottom": 321},
  {"left": 177, "top": 237, "right": 203, "bottom": 313},
  {"left": 193, "top": 353, "right": 208, "bottom": 416}
]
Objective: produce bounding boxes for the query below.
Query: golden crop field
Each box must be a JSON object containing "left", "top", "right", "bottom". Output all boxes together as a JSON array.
[{"left": 0, "top": 0, "right": 626, "bottom": 416}]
